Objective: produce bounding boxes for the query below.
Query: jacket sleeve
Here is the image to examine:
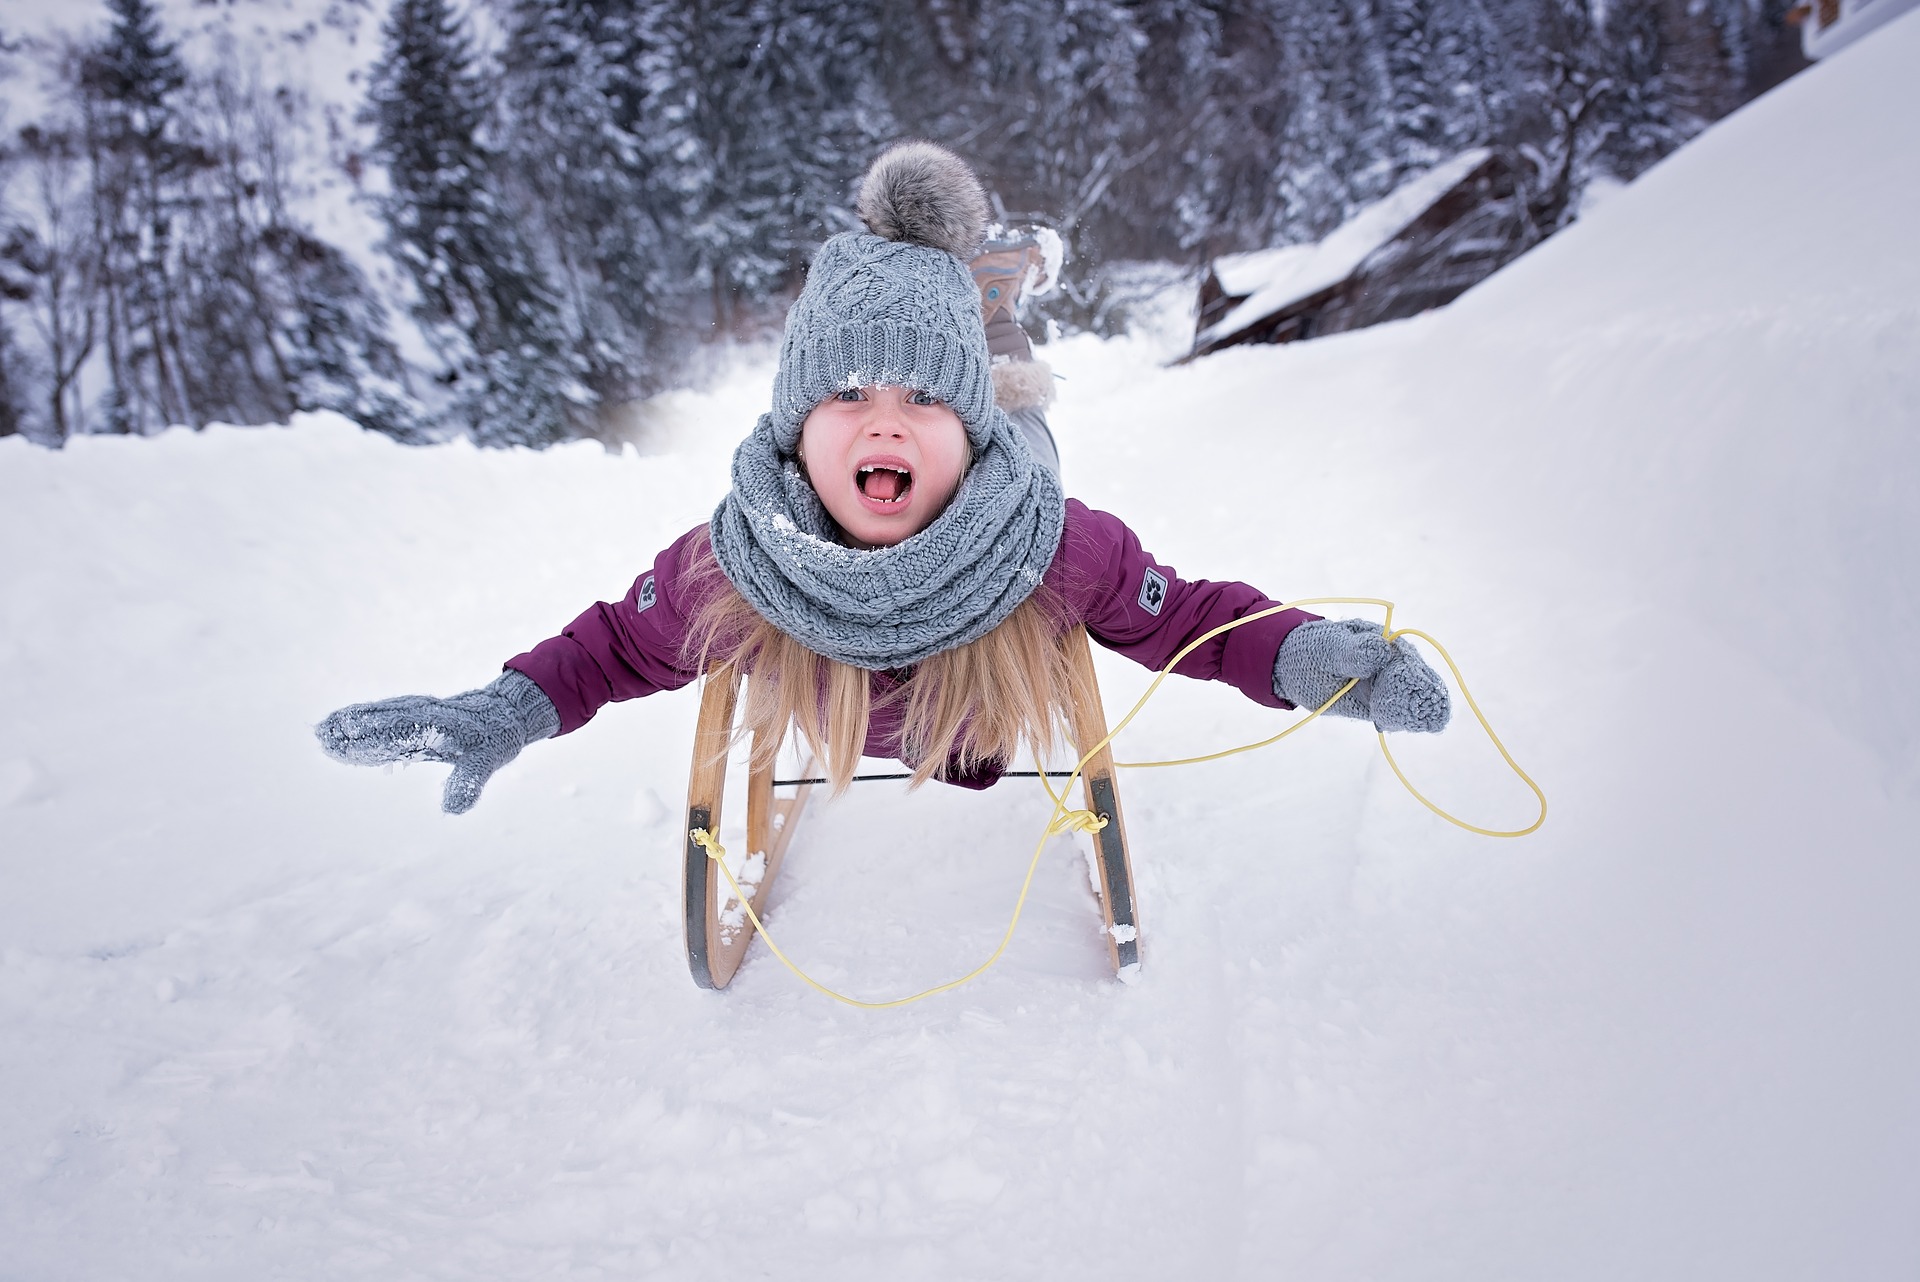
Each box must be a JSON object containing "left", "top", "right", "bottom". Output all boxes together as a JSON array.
[
  {"left": 502, "top": 524, "right": 711, "bottom": 735},
  {"left": 1046, "top": 499, "right": 1321, "bottom": 710}
]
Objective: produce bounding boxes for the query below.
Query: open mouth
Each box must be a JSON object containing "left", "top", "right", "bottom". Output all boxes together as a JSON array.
[{"left": 856, "top": 462, "right": 914, "bottom": 508}]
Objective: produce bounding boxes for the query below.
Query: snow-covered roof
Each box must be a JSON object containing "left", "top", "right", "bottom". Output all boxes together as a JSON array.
[{"left": 1197, "top": 148, "right": 1495, "bottom": 349}]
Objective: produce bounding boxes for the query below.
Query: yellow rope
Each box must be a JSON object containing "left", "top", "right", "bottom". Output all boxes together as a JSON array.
[
  {"left": 690, "top": 598, "right": 1545, "bottom": 1007},
  {"left": 691, "top": 814, "right": 1074, "bottom": 1010},
  {"left": 1108, "top": 598, "right": 1548, "bottom": 839}
]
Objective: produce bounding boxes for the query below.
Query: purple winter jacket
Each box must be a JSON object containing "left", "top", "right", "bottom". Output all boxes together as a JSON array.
[{"left": 505, "top": 498, "right": 1320, "bottom": 788}]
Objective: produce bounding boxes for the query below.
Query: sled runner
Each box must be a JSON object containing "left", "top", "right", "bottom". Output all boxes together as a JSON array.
[{"left": 681, "top": 625, "right": 1140, "bottom": 990}]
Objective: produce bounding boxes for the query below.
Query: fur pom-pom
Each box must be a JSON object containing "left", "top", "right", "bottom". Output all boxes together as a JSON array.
[
  {"left": 992, "top": 359, "right": 1055, "bottom": 412},
  {"left": 855, "top": 142, "right": 990, "bottom": 259}
]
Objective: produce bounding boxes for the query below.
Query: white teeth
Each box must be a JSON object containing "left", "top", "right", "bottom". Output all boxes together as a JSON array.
[{"left": 856, "top": 465, "right": 912, "bottom": 503}]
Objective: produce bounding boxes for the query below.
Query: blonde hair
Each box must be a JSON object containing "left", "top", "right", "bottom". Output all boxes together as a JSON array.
[{"left": 682, "top": 534, "right": 1087, "bottom": 792}]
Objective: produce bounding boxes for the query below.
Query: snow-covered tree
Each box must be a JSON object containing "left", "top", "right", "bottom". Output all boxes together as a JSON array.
[
  {"left": 0, "top": 134, "right": 38, "bottom": 438},
  {"left": 1269, "top": 0, "right": 1388, "bottom": 240},
  {"left": 1393, "top": 0, "right": 1513, "bottom": 171},
  {"left": 1591, "top": 0, "right": 1748, "bottom": 183},
  {"left": 77, "top": 0, "right": 196, "bottom": 432},
  {"left": 1134, "top": 3, "right": 1286, "bottom": 254},
  {"left": 0, "top": 0, "right": 1799, "bottom": 448},
  {"left": 8, "top": 123, "right": 99, "bottom": 440},
  {"left": 689, "top": 0, "right": 892, "bottom": 314},
  {"left": 369, "top": 0, "right": 583, "bottom": 446},
  {"left": 500, "top": 0, "right": 714, "bottom": 403},
  {"left": 0, "top": 243, "right": 26, "bottom": 438}
]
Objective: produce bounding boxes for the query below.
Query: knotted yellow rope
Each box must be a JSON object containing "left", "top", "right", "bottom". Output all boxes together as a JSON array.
[{"left": 691, "top": 598, "right": 1544, "bottom": 1007}]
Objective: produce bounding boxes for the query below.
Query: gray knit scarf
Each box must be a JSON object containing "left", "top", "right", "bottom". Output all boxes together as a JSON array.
[{"left": 709, "top": 407, "right": 1066, "bottom": 670}]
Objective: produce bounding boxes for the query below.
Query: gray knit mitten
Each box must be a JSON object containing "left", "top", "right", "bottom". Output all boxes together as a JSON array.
[
  {"left": 1273, "top": 618, "right": 1451, "bottom": 733},
  {"left": 314, "top": 670, "right": 560, "bottom": 813}
]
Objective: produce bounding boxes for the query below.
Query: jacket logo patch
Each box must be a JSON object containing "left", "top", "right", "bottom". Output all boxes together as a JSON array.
[
  {"left": 637, "top": 574, "right": 657, "bottom": 612},
  {"left": 1137, "top": 567, "right": 1167, "bottom": 616}
]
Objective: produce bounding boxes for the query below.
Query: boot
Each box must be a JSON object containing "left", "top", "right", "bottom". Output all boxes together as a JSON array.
[
  {"left": 969, "top": 231, "right": 1057, "bottom": 411},
  {"left": 972, "top": 237, "right": 1048, "bottom": 333}
]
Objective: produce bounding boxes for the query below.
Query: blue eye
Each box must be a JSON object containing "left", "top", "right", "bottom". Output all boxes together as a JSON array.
[
  {"left": 908, "top": 390, "right": 939, "bottom": 406},
  {"left": 834, "top": 388, "right": 865, "bottom": 402}
]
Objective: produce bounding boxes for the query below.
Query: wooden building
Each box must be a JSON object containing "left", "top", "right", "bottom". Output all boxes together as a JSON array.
[{"left": 1189, "top": 149, "right": 1534, "bottom": 360}]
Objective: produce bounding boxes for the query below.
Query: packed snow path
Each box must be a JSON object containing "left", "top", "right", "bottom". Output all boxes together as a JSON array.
[{"left": 4, "top": 18, "right": 1918, "bottom": 1279}]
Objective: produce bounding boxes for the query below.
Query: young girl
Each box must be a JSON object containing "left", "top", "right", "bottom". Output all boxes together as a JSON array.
[{"left": 317, "top": 143, "right": 1450, "bottom": 815}]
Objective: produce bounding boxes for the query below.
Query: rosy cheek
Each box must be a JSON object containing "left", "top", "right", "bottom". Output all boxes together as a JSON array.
[{"left": 930, "top": 454, "right": 967, "bottom": 505}]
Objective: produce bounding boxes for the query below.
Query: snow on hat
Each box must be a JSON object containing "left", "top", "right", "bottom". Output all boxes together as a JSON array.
[{"left": 766, "top": 142, "right": 996, "bottom": 454}]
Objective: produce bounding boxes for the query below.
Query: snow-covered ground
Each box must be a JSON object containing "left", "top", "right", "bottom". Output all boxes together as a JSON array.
[{"left": 4, "top": 13, "right": 1918, "bottom": 1279}]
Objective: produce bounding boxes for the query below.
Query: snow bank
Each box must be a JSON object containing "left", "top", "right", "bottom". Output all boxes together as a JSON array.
[{"left": 1425, "top": 7, "right": 1920, "bottom": 786}]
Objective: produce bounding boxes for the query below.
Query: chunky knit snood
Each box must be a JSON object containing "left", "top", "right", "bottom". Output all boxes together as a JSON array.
[{"left": 708, "top": 406, "right": 1066, "bottom": 671}]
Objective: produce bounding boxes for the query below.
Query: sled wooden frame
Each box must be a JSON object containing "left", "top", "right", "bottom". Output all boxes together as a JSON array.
[{"left": 681, "top": 625, "right": 1141, "bottom": 990}]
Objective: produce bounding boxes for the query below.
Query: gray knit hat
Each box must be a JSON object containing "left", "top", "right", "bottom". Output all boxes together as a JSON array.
[{"left": 767, "top": 142, "right": 997, "bottom": 453}]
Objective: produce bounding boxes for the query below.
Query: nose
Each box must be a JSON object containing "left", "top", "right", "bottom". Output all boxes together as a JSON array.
[{"left": 864, "top": 395, "right": 908, "bottom": 438}]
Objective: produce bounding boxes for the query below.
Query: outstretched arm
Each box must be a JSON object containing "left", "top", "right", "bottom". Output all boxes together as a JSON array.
[
  {"left": 1048, "top": 499, "right": 1448, "bottom": 732},
  {"left": 500, "top": 524, "right": 709, "bottom": 734},
  {"left": 1049, "top": 498, "right": 1317, "bottom": 708},
  {"left": 315, "top": 524, "right": 712, "bottom": 813}
]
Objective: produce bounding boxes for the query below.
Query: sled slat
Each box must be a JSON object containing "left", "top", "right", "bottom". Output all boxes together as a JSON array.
[
  {"left": 1064, "top": 627, "right": 1142, "bottom": 974},
  {"left": 683, "top": 665, "right": 816, "bottom": 990},
  {"left": 683, "top": 667, "right": 741, "bottom": 989}
]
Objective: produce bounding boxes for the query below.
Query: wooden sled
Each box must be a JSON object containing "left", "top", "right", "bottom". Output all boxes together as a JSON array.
[{"left": 681, "top": 625, "right": 1140, "bottom": 990}]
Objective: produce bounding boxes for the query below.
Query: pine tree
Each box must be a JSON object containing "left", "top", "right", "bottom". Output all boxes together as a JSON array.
[
  {"left": 502, "top": 0, "right": 713, "bottom": 401},
  {"left": 1140, "top": 1, "right": 1290, "bottom": 256},
  {"left": 691, "top": 1, "right": 893, "bottom": 315},
  {"left": 1598, "top": 0, "right": 1690, "bottom": 181},
  {"left": 269, "top": 227, "right": 421, "bottom": 442},
  {"left": 879, "top": 0, "right": 1153, "bottom": 330},
  {"left": 1592, "top": 0, "right": 1748, "bottom": 183},
  {"left": 949, "top": 0, "right": 1148, "bottom": 236},
  {"left": 1393, "top": 0, "right": 1512, "bottom": 170},
  {"left": 1271, "top": 0, "right": 1389, "bottom": 240},
  {"left": 369, "top": 0, "right": 582, "bottom": 446}
]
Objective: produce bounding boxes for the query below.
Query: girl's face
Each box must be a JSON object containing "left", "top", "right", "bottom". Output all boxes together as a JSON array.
[{"left": 798, "top": 384, "right": 970, "bottom": 548}]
